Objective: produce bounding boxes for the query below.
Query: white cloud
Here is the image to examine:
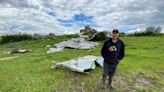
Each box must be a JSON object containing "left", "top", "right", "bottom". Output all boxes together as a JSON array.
[
  {"left": 0, "top": 0, "right": 163, "bottom": 35},
  {"left": 0, "top": 8, "right": 71, "bottom": 35}
]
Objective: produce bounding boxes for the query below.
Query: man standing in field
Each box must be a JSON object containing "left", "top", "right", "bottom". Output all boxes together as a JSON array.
[{"left": 101, "top": 29, "right": 125, "bottom": 89}]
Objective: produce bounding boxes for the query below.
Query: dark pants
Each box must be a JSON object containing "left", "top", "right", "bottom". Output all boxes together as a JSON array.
[{"left": 102, "top": 61, "right": 118, "bottom": 85}]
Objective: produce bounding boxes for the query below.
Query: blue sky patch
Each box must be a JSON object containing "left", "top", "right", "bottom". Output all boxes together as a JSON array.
[
  {"left": 74, "top": 13, "right": 93, "bottom": 22},
  {"left": 119, "top": 27, "right": 135, "bottom": 33},
  {"left": 57, "top": 13, "right": 100, "bottom": 28},
  {"left": 57, "top": 19, "right": 74, "bottom": 27}
]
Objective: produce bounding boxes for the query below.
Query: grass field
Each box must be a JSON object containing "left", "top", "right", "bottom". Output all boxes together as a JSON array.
[{"left": 0, "top": 35, "right": 164, "bottom": 92}]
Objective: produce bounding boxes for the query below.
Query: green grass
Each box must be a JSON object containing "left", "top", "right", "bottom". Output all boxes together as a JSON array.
[{"left": 0, "top": 36, "right": 164, "bottom": 92}]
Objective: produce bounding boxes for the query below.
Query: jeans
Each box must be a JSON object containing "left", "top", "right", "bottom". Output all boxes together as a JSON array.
[{"left": 102, "top": 61, "right": 118, "bottom": 85}]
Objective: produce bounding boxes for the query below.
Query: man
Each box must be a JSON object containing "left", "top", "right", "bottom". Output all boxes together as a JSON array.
[{"left": 101, "top": 29, "right": 125, "bottom": 89}]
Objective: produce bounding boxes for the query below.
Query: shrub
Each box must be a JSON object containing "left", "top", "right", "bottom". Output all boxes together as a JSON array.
[
  {"left": 0, "top": 33, "right": 32, "bottom": 44},
  {"left": 89, "top": 31, "right": 109, "bottom": 41}
]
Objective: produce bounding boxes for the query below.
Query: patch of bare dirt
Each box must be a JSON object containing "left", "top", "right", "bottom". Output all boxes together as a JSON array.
[
  {"left": 133, "top": 75, "right": 162, "bottom": 91},
  {"left": 155, "top": 70, "right": 164, "bottom": 75},
  {"left": 135, "top": 77, "right": 152, "bottom": 85},
  {"left": 91, "top": 76, "right": 132, "bottom": 92},
  {"left": 113, "top": 76, "right": 132, "bottom": 92}
]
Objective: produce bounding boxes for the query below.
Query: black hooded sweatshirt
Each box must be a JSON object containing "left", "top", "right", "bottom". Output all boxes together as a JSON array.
[{"left": 101, "top": 38, "right": 125, "bottom": 64}]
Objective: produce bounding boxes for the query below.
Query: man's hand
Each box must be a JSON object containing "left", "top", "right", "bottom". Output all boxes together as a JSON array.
[
  {"left": 108, "top": 46, "right": 117, "bottom": 51},
  {"left": 108, "top": 47, "right": 113, "bottom": 51}
]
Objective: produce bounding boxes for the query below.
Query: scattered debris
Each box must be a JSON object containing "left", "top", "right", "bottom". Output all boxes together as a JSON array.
[
  {"left": 7, "top": 48, "right": 32, "bottom": 54},
  {"left": 54, "top": 38, "right": 98, "bottom": 49},
  {"left": 51, "top": 56, "right": 104, "bottom": 73},
  {"left": 47, "top": 48, "right": 63, "bottom": 53},
  {"left": 45, "top": 45, "right": 51, "bottom": 49},
  {"left": 47, "top": 38, "right": 99, "bottom": 54},
  {"left": 95, "top": 57, "right": 103, "bottom": 67}
]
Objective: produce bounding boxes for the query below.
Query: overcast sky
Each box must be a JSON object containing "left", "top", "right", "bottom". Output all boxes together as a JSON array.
[{"left": 0, "top": 0, "right": 163, "bottom": 35}]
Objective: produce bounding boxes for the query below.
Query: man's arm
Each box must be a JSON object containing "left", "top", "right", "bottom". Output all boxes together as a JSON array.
[
  {"left": 118, "top": 42, "right": 125, "bottom": 61},
  {"left": 101, "top": 41, "right": 107, "bottom": 59}
]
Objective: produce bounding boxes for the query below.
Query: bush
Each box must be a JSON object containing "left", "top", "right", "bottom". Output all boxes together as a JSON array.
[
  {"left": 0, "top": 34, "right": 32, "bottom": 44},
  {"left": 59, "top": 34, "right": 79, "bottom": 39},
  {"left": 89, "top": 31, "right": 109, "bottom": 41}
]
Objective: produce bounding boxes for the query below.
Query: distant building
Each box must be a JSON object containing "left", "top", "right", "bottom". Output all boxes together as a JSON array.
[{"left": 80, "top": 26, "right": 97, "bottom": 36}]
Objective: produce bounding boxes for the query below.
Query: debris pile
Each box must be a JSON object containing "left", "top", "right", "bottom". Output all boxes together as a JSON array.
[
  {"left": 51, "top": 55, "right": 104, "bottom": 73},
  {"left": 7, "top": 48, "right": 32, "bottom": 54},
  {"left": 47, "top": 38, "right": 99, "bottom": 54}
]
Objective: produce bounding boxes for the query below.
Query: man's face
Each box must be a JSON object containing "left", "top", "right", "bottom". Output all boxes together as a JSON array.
[{"left": 112, "top": 32, "right": 119, "bottom": 39}]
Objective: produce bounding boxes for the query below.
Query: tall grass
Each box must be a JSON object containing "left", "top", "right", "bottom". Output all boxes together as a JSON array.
[{"left": 0, "top": 36, "right": 164, "bottom": 91}]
